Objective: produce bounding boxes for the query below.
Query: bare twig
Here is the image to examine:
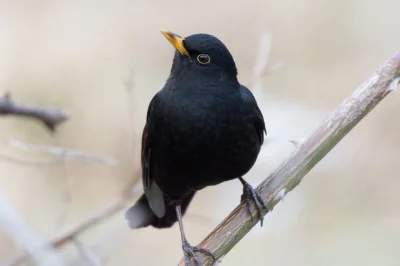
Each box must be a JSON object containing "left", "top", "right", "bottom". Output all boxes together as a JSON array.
[
  {"left": 0, "top": 190, "right": 68, "bottom": 266},
  {"left": 7, "top": 139, "right": 119, "bottom": 166},
  {"left": 251, "top": 32, "right": 284, "bottom": 92},
  {"left": 0, "top": 92, "right": 69, "bottom": 131},
  {"left": 178, "top": 49, "right": 400, "bottom": 265},
  {"left": 72, "top": 238, "right": 102, "bottom": 266},
  {"left": 5, "top": 176, "right": 142, "bottom": 266},
  {"left": 253, "top": 32, "right": 273, "bottom": 79},
  {"left": 0, "top": 153, "right": 64, "bottom": 167},
  {"left": 250, "top": 32, "right": 284, "bottom": 107},
  {"left": 250, "top": 32, "right": 272, "bottom": 100}
]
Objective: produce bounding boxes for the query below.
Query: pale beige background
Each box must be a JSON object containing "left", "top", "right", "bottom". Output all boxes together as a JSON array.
[{"left": 1, "top": 0, "right": 400, "bottom": 265}]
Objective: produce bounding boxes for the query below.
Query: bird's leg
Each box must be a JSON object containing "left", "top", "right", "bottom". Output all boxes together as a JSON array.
[
  {"left": 175, "top": 204, "right": 216, "bottom": 266},
  {"left": 239, "top": 177, "right": 268, "bottom": 226}
]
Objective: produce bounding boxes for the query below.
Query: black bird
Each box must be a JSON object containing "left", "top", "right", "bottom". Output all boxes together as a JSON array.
[{"left": 125, "top": 30, "right": 267, "bottom": 265}]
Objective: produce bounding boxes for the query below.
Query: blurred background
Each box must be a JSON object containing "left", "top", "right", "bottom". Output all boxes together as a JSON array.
[{"left": 1, "top": 0, "right": 400, "bottom": 265}]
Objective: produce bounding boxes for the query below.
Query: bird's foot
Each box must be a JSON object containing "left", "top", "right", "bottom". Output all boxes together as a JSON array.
[
  {"left": 180, "top": 240, "right": 216, "bottom": 266},
  {"left": 240, "top": 180, "right": 268, "bottom": 226}
]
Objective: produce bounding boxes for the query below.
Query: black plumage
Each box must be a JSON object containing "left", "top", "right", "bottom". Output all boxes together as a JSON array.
[{"left": 125, "top": 31, "right": 267, "bottom": 265}]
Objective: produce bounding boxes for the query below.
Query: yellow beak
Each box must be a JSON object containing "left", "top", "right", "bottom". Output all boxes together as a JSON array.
[{"left": 161, "top": 30, "right": 189, "bottom": 57}]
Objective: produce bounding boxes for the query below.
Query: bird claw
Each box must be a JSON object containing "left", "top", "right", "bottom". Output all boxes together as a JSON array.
[
  {"left": 181, "top": 240, "right": 216, "bottom": 266},
  {"left": 241, "top": 181, "right": 268, "bottom": 226}
]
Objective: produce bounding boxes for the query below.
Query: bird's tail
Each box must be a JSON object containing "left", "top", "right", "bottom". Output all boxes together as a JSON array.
[{"left": 125, "top": 192, "right": 196, "bottom": 229}]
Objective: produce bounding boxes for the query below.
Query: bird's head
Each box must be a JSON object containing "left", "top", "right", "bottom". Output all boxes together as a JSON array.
[{"left": 161, "top": 30, "right": 238, "bottom": 83}]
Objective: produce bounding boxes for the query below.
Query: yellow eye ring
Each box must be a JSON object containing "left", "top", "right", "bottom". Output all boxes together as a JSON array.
[{"left": 197, "top": 54, "right": 211, "bottom": 65}]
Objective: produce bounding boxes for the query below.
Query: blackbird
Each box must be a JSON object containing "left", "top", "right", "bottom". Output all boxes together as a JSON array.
[{"left": 125, "top": 30, "right": 267, "bottom": 265}]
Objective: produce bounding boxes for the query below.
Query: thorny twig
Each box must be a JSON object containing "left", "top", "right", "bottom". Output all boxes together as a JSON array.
[{"left": 178, "top": 49, "right": 400, "bottom": 265}]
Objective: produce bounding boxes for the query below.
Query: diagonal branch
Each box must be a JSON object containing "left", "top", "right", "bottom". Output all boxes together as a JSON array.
[
  {"left": 0, "top": 92, "right": 69, "bottom": 131},
  {"left": 179, "top": 49, "right": 400, "bottom": 266}
]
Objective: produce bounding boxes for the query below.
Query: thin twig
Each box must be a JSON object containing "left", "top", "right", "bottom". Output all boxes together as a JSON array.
[
  {"left": 0, "top": 92, "right": 69, "bottom": 131},
  {"left": 253, "top": 32, "right": 272, "bottom": 79},
  {"left": 72, "top": 238, "right": 102, "bottom": 266},
  {"left": 7, "top": 139, "right": 119, "bottom": 166},
  {"left": 178, "top": 49, "right": 400, "bottom": 265},
  {"left": 5, "top": 176, "right": 142, "bottom": 266},
  {"left": 250, "top": 32, "right": 272, "bottom": 100},
  {"left": 0, "top": 153, "right": 65, "bottom": 167},
  {"left": 251, "top": 32, "right": 284, "bottom": 92},
  {"left": 0, "top": 190, "right": 68, "bottom": 266}
]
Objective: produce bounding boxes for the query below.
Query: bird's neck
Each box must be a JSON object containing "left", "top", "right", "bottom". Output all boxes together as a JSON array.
[{"left": 168, "top": 69, "right": 239, "bottom": 89}]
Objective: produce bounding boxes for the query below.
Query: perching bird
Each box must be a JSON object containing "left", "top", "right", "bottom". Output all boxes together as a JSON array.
[{"left": 125, "top": 30, "right": 267, "bottom": 265}]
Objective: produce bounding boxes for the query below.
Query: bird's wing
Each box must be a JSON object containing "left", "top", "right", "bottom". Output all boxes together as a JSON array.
[
  {"left": 239, "top": 85, "right": 266, "bottom": 145},
  {"left": 141, "top": 94, "right": 166, "bottom": 218}
]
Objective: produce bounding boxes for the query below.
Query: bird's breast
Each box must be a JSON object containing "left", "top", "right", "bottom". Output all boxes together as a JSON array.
[
  {"left": 150, "top": 91, "right": 260, "bottom": 191},
  {"left": 157, "top": 91, "right": 247, "bottom": 144}
]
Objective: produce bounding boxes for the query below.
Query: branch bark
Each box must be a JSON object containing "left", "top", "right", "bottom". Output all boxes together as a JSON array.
[
  {"left": 179, "top": 49, "right": 400, "bottom": 266},
  {"left": 0, "top": 92, "right": 69, "bottom": 131}
]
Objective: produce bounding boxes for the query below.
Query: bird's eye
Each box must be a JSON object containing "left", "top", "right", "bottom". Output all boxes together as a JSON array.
[{"left": 197, "top": 54, "right": 211, "bottom": 65}]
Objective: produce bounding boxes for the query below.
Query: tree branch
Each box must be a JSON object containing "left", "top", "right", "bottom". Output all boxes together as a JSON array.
[
  {"left": 179, "top": 50, "right": 400, "bottom": 266},
  {"left": 0, "top": 92, "right": 69, "bottom": 131},
  {"left": 0, "top": 190, "right": 68, "bottom": 266},
  {"left": 4, "top": 177, "right": 142, "bottom": 266}
]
